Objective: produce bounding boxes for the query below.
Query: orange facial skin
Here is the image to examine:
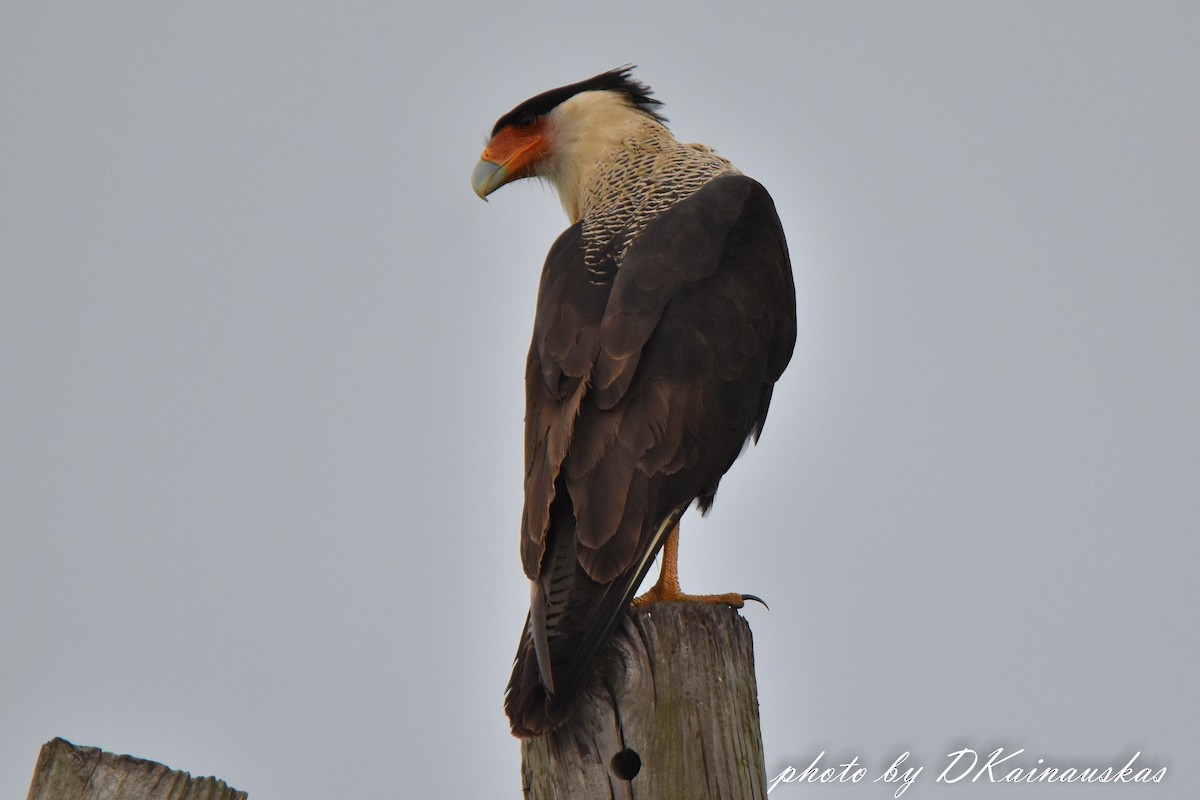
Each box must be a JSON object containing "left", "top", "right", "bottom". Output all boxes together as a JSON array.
[{"left": 472, "top": 118, "right": 551, "bottom": 198}]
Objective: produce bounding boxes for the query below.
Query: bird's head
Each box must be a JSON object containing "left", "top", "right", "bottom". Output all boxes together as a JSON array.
[{"left": 472, "top": 67, "right": 667, "bottom": 219}]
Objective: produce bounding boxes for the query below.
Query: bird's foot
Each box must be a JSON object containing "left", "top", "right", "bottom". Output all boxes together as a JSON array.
[
  {"left": 630, "top": 585, "right": 767, "bottom": 611},
  {"left": 630, "top": 523, "right": 768, "bottom": 611}
]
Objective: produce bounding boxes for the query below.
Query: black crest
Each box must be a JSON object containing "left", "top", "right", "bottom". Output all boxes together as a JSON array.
[{"left": 491, "top": 66, "right": 668, "bottom": 136}]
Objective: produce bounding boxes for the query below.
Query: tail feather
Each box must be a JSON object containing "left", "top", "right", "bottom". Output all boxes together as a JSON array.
[{"left": 504, "top": 504, "right": 682, "bottom": 737}]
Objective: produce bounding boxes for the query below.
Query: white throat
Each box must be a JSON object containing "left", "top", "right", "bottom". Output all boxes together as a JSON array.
[{"left": 539, "top": 91, "right": 666, "bottom": 223}]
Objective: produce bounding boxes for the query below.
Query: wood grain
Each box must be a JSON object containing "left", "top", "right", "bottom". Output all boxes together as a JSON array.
[
  {"left": 521, "top": 602, "right": 767, "bottom": 799},
  {"left": 26, "top": 738, "right": 246, "bottom": 800}
]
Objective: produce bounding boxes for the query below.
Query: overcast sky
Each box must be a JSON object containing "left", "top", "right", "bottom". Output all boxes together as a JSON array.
[{"left": 2, "top": 3, "right": 1197, "bottom": 799}]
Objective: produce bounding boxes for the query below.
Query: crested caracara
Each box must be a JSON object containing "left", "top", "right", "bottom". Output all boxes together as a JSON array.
[{"left": 472, "top": 67, "right": 797, "bottom": 737}]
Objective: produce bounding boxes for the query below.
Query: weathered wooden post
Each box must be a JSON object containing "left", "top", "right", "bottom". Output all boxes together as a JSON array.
[
  {"left": 520, "top": 603, "right": 767, "bottom": 799},
  {"left": 25, "top": 738, "right": 246, "bottom": 800}
]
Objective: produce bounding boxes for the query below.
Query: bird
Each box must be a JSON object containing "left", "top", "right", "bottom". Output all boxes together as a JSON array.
[{"left": 472, "top": 67, "right": 797, "bottom": 738}]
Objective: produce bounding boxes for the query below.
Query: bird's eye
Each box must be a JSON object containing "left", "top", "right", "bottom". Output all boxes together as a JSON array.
[{"left": 516, "top": 113, "right": 537, "bottom": 129}]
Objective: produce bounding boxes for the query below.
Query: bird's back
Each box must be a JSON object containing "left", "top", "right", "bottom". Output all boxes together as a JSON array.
[{"left": 505, "top": 165, "right": 796, "bottom": 736}]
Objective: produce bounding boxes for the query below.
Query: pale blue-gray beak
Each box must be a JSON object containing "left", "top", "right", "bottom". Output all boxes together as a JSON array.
[{"left": 472, "top": 159, "right": 509, "bottom": 199}]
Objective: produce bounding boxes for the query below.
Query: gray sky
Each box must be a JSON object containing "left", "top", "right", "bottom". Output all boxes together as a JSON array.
[{"left": 2, "top": 3, "right": 1197, "bottom": 798}]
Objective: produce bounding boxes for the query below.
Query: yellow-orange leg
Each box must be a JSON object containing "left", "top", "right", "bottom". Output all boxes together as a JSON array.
[{"left": 631, "top": 524, "right": 765, "bottom": 610}]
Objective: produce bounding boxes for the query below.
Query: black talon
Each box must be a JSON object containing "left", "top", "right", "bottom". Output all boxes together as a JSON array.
[{"left": 741, "top": 593, "right": 769, "bottom": 610}]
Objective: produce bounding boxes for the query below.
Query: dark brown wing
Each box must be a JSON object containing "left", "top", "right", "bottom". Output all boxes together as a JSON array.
[{"left": 505, "top": 174, "right": 796, "bottom": 736}]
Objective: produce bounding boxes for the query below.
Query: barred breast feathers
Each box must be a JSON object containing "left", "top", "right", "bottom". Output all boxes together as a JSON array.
[
  {"left": 541, "top": 91, "right": 738, "bottom": 270},
  {"left": 579, "top": 129, "right": 737, "bottom": 271}
]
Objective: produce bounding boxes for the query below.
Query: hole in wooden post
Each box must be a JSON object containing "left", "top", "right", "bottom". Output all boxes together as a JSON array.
[{"left": 609, "top": 748, "right": 642, "bottom": 781}]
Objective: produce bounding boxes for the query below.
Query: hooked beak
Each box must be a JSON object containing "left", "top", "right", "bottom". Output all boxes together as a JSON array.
[
  {"left": 470, "top": 120, "right": 550, "bottom": 200},
  {"left": 471, "top": 158, "right": 509, "bottom": 199}
]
